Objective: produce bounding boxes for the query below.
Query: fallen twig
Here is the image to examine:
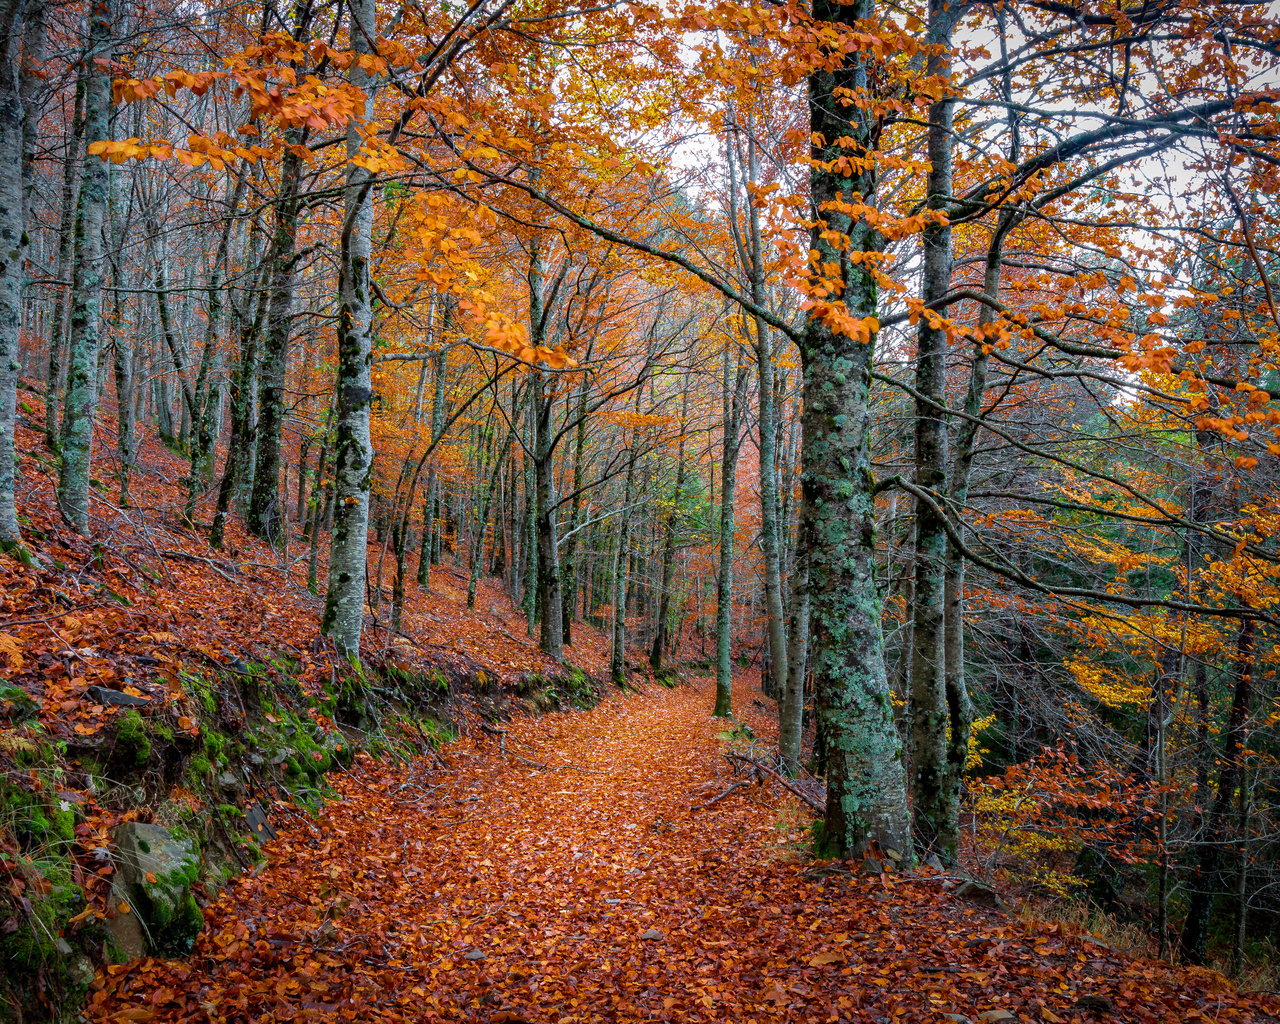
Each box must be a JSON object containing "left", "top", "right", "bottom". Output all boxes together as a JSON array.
[
  {"left": 725, "top": 753, "right": 825, "bottom": 814},
  {"left": 692, "top": 779, "right": 752, "bottom": 811}
]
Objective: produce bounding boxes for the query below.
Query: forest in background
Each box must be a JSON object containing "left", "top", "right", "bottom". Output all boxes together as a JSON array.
[{"left": 3, "top": 0, "right": 1280, "bottom": 988}]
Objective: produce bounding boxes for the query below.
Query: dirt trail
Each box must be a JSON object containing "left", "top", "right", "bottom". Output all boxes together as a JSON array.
[{"left": 90, "top": 682, "right": 1279, "bottom": 1024}]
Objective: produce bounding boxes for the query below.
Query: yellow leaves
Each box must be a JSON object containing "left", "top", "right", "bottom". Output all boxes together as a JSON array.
[
  {"left": 807, "top": 951, "right": 845, "bottom": 966},
  {"left": 0, "top": 632, "right": 23, "bottom": 670}
]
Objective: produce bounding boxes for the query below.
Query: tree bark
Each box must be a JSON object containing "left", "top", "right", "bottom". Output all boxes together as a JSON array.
[
  {"left": 56, "top": 5, "right": 113, "bottom": 536},
  {"left": 322, "top": 0, "right": 378, "bottom": 661},
  {"left": 43, "top": 29, "right": 82, "bottom": 457},
  {"left": 802, "top": 0, "right": 911, "bottom": 858}
]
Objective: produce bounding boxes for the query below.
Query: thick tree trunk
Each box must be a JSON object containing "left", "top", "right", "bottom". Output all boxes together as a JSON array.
[
  {"left": 56, "top": 6, "right": 112, "bottom": 536},
  {"left": 322, "top": 0, "right": 378, "bottom": 661},
  {"left": 802, "top": 0, "right": 911, "bottom": 859}
]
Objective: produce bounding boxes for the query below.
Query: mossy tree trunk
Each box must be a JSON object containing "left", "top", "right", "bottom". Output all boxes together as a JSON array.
[
  {"left": 56, "top": 2, "right": 113, "bottom": 537},
  {"left": 322, "top": 0, "right": 378, "bottom": 662},
  {"left": 801, "top": 0, "right": 911, "bottom": 859}
]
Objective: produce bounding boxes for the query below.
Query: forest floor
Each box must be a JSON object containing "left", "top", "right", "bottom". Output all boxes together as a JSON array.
[
  {"left": 6, "top": 383, "right": 1280, "bottom": 1023},
  {"left": 87, "top": 678, "right": 1280, "bottom": 1024}
]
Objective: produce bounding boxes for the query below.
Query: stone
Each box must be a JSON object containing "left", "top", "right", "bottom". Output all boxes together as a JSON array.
[
  {"left": 217, "top": 772, "right": 240, "bottom": 790},
  {"left": 940, "top": 1015, "right": 972, "bottom": 1024},
  {"left": 860, "top": 857, "right": 884, "bottom": 876},
  {"left": 247, "top": 752, "right": 265, "bottom": 766},
  {"left": 245, "top": 801, "right": 277, "bottom": 842},
  {"left": 463, "top": 949, "right": 487, "bottom": 960},
  {"left": 86, "top": 685, "right": 150, "bottom": 707},
  {"left": 110, "top": 822, "right": 204, "bottom": 957},
  {"left": 976, "top": 1012, "right": 1015, "bottom": 1023},
  {"left": 883, "top": 847, "right": 902, "bottom": 863},
  {"left": 954, "top": 880, "right": 1010, "bottom": 914},
  {"left": 640, "top": 929, "right": 663, "bottom": 941},
  {"left": 925, "top": 854, "right": 946, "bottom": 872}
]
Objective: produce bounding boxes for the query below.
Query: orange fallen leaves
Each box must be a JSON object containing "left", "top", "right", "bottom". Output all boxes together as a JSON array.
[{"left": 86, "top": 681, "right": 1279, "bottom": 1024}]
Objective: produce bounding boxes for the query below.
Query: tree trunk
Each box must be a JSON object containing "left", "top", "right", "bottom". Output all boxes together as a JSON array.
[
  {"left": 322, "top": 0, "right": 378, "bottom": 661},
  {"left": 802, "top": 0, "right": 911, "bottom": 859},
  {"left": 247, "top": 140, "right": 302, "bottom": 543},
  {"left": 0, "top": 0, "right": 28, "bottom": 546},
  {"left": 715, "top": 345, "right": 749, "bottom": 718},
  {"left": 1179, "top": 618, "right": 1255, "bottom": 965},
  {"left": 187, "top": 169, "right": 246, "bottom": 523},
  {"left": 43, "top": 64, "right": 84, "bottom": 456},
  {"left": 652, "top": 388, "right": 689, "bottom": 673},
  {"left": 56, "top": 6, "right": 112, "bottom": 536}
]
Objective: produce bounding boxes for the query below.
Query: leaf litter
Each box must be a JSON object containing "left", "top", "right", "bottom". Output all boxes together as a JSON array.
[{"left": 88, "top": 680, "right": 1280, "bottom": 1024}]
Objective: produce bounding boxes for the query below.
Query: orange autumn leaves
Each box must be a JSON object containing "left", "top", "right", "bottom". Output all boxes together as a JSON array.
[{"left": 89, "top": 681, "right": 1280, "bottom": 1024}]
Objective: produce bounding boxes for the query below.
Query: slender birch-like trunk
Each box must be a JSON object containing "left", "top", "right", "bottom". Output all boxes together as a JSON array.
[{"left": 0, "top": 0, "right": 28, "bottom": 546}]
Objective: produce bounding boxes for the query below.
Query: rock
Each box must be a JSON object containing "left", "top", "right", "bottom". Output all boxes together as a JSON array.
[
  {"left": 110, "top": 822, "right": 204, "bottom": 957},
  {"left": 55, "top": 937, "right": 74, "bottom": 956},
  {"left": 245, "top": 801, "right": 277, "bottom": 841},
  {"left": 1074, "top": 994, "right": 1113, "bottom": 1012},
  {"left": 640, "top": 929, "right": 663, "bottom": 941},
  {"left": 940, "top": 1015, "right": 972, "bottom": 1024},
  {"left": 217, "top": 771, "right": 240, "bottom": 790},
  {"left": 882, "top": 847, "right": 902, "bottom": 863},
  {"left": 925, "top": 854, "right": 946, "bottom": 872},
  {"left": 463, "top": 949, "right": 487, "bottom": 961},
  {"left": 86, "top": 685, "right": 150, "bottom": 707},
  {"left": 977, "top": 1012, "right": 1015, "bottom": 1023},
  {"left": 860, "top": 857, "right": 884, "bottom": 876},
  {"left": 0, "top": 682, "right": 39, "bottom": 722},
  {"left": 954, "top": 880, "right": 1010, "bottom": 914},
  {"left": 247, "top": 752, "right": 265, "bottom": 766}
]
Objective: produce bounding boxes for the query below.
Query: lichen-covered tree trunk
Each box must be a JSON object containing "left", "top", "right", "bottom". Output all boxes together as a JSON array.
[
  {"left": 908, "top": 0, "right": 959, "bottom": 859},
  {"left": 561, "top": 374, "right": 589, "bottom": 643},
  {"left": 247, "top": 142, "right": 301, "bottom": 543},
  {"left": 610, "top": 433, "right": 638, "bottom": 685},
  {"left": 651, "top": 387, "right": 689, "bottom": 673},
  {"left": 56, "top": 4, "right": 112, "bottom": 536},
  {"left": 210, "top": 255, "right": 269, "bottom": 549},
  {"left": 779, "top": 555, "right": 809, "bottom": 772},
  {"left": 802, "top": 0, "right": 911, "bottom": 859},
  {"left": 43, "top": 31, "right": 82, "bottom": 456},
  {"left": 0, "top": 0, "right": 28, "bottom": 546},
  {"left": 714, "top": 345, "right": 749, "bottom": 718},
  {"left": 534, "top": 374, "right": 564, "bottom": 660},
  {"left": 187, "top": 169, "right": 246, "bottom": 523},
  {"left": 322, "top": 0, "right": 378, "bottom": 662}
]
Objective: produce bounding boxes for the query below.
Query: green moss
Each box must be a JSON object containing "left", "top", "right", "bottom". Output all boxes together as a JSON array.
[
  {"left": 113, "top": 709, "right": 151, "bottom": 767},
  {"left": 0, "top": 682, "right": 39, "bottom": 722},
  {"left": 51, "top": 808, "right": 75, "bottom": 844}
]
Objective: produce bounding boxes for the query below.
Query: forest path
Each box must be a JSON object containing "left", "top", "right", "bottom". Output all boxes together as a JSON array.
[{"left": 90, "top": 682, "right": 1272, "bottom": 1024}]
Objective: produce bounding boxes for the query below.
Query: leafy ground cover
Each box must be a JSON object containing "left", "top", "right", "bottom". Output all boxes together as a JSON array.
[{"left": 87, "top": 679, "right": 1280, "bottom": 1024}]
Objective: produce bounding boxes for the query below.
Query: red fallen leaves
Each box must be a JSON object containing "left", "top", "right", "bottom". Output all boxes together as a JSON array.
[
  {"left": 2, "top": 389, "right": 609, "bottom": 750},
  {"left": 88, "top": 680, "right": 1280, "bottom": 1024}
]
